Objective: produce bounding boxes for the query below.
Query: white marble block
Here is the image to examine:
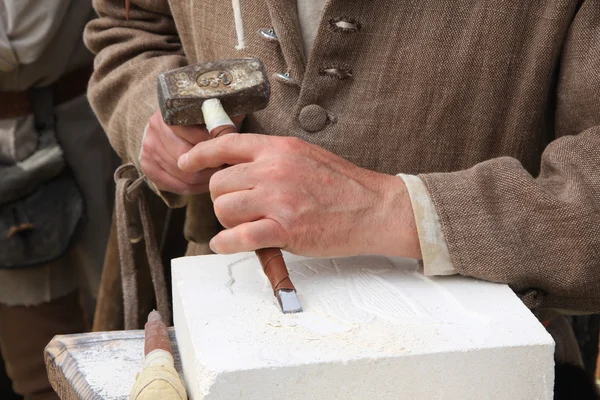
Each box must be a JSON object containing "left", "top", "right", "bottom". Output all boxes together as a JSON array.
[{"left": 172, "top": 253, "right": 554, "bottom": 400}]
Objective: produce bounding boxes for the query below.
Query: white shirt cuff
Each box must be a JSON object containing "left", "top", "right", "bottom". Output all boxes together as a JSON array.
[{"left": 398, "top": 174, "right": 457, "bottom": 276}]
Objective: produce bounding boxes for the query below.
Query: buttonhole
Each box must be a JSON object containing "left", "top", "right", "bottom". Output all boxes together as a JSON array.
[
  {"left": 329, "top": 17, "right": 362, "bottom": 33},
  {"left": 319, "top": 66, "right": 353, "bottom": 80}
]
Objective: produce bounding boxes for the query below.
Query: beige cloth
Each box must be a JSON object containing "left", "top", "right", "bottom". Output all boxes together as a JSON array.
[
  {"left": 400, "top": 174, "right": 456, "bottom": 276},
  {"left": 296, "top": 0, "right": 327, "bottom": 57},
  {"left": 130, "top": 350, "right": 187, "bottom": 400},
  {"left": 85, "top": 0, "right": 600, "bottom": 313},
  {"left": 0, "top": 0, "right": 120, "bottom": 306}
]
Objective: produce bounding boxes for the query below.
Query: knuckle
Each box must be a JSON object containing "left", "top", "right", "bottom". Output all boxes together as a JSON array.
[
  {"left": 280, "top": 136, "right": 304, "bottom": 152},
  {"left": 212, "top": 197, "right": 226, "bottom": 218},
  {"left": 239, "top": 225, "right": 258, "bottom": 248},
  {"left": 213, "top": 197, "right": 234, "bottom": 228},
  {"left": 220, "top": 133, "right": 237, "bottom": 148},
  {"left": 262, "top": 160, "right": 287, "bottom": 182},
  {"left": 208, "top": 170, "right": 224, "bottom": 195}
]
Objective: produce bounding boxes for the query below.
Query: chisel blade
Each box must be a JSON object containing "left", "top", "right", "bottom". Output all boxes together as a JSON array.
[{"left": 276, "top": 289, "right": 303, "bottom": 314}]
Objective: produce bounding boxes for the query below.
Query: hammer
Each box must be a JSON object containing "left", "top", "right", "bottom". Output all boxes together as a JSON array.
[{"left": 156, "top": 58, "right": 302, "bottom": 314}]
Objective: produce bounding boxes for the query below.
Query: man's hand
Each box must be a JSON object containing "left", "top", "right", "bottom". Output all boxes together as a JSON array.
[
  {"left": 178, "top": 134, "right": 421, "bottom": 258},
  {"left": 139, "top": 110, "right": 243, "bottom": 194}
]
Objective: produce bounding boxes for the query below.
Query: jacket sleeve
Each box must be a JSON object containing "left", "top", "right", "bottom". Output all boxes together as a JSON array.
[
  {"left": 420, "top": 1, "right": 600, "bottom": 312},
  {"left": 84, "top": 0, "right": 187, "bottom": 197}
]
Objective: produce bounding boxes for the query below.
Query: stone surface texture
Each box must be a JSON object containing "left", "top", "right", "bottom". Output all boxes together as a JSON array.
[{"left": 172, "top": 253, "right": 555, "bottom": 400}]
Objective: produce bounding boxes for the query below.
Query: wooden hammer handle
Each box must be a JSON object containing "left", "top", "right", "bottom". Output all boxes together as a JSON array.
[{"left": 209, "top": 125, "right": 296, "bottom": 293}]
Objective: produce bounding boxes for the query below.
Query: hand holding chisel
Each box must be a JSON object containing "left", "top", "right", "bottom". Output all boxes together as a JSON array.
[{"left": 157, "top": 59, "right": 302, "bottom": 314}]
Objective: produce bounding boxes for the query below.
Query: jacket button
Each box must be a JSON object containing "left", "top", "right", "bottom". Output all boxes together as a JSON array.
[{"left": 299, "top": 105, "right": 328, "bottom": 132}]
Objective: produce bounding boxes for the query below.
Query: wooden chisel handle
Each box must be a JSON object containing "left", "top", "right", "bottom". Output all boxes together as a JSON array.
[
  {"left": 208, "top": 124, "right": 296, "bottom": 294},
  {"left": 144, "top": 310, "right": 172, "bottom": 356}
]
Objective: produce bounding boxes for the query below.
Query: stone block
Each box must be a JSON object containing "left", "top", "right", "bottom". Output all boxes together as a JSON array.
[{"left": 172, "top": 253, "right": 554, "bottom": 399}]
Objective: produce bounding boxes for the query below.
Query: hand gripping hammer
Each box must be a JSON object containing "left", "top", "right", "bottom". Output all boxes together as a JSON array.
[{"left": 157, "top": 58, "right": 302, "bottom": 314}]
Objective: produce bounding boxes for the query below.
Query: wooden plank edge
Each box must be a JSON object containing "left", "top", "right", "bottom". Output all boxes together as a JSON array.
[{"left": 45, "top": 335, "right": 101, "bottom": 400}]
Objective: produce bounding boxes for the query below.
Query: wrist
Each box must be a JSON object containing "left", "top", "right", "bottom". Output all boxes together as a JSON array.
[{"left": 363, "top": 173, "right": 421, "bottom": 258}]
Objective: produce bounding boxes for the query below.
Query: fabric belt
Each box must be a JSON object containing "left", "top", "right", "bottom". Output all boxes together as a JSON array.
[{"left": 0, "top": 65, "right": 93, "bottom": 120}]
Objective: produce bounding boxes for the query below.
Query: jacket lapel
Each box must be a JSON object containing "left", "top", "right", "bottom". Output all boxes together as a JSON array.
[{"left": 264, "top": 0, "right": 306, "bottom": 84}]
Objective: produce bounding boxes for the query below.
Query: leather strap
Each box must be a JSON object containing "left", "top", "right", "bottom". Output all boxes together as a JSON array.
[
  {"left": 114, "top": 163, "right": 171, "bottom": 330},
  {"left": 0, "top": 65, "right": 93, "bottom": 120},
  {"left": 257, "top": 248, "right": 296, "bottom": 292}
]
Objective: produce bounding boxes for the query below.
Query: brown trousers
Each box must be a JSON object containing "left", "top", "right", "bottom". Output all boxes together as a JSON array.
[{"left": 0, "top": 291, "right": 87, "bottom": 400}]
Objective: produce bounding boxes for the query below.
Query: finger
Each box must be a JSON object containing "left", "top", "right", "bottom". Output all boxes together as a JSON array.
[
  {"left": 158, "top": 123, "right": 196, "bottom": 161},
  {"left": 213, "top": 190, "right": 265, "bottom": 229},
  {"left": 170, "top": 124, "right": 210, "bottom": 145},
  {"left": 209, "top": 219, "right": 288, "bottom": 254},
  {"left": 148, "top": 112, "right": 195, "bottom": 161},
  {"left": 142, "top": 159, "right": 209, "bottom": 195},
  {"left": 178, "top": 133, "right": 267, "bottom": 172},
  {"left": 155, "top": 148, "right": 221, "bottom": 186},
  {"left": 141, "top": 130, "right": 212, "bottom": 192},
  {"left": 209, "top": 163, "right": 257, "bottom": 200}
]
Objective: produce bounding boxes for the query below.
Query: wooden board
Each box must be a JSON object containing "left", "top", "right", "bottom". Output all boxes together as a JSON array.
[{"left": 45, "top": 329, "right": 183, "bottom": 400}]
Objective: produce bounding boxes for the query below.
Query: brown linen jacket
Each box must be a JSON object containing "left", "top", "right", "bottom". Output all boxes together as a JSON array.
[{"left": 85, "top": 0, "right": 600, "bottom": 312}]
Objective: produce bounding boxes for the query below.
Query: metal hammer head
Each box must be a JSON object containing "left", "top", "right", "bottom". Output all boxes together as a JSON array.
[{"left": 157, "top": 58, "right": 270, "bottom": 125}]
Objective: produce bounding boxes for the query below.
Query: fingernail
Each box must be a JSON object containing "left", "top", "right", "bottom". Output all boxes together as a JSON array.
[
  {"left": 209, "top": 237, "right": 218, "bottom": 254},
  {"left": 178, "top": 153, "right": 188, "bottom": 169}
]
